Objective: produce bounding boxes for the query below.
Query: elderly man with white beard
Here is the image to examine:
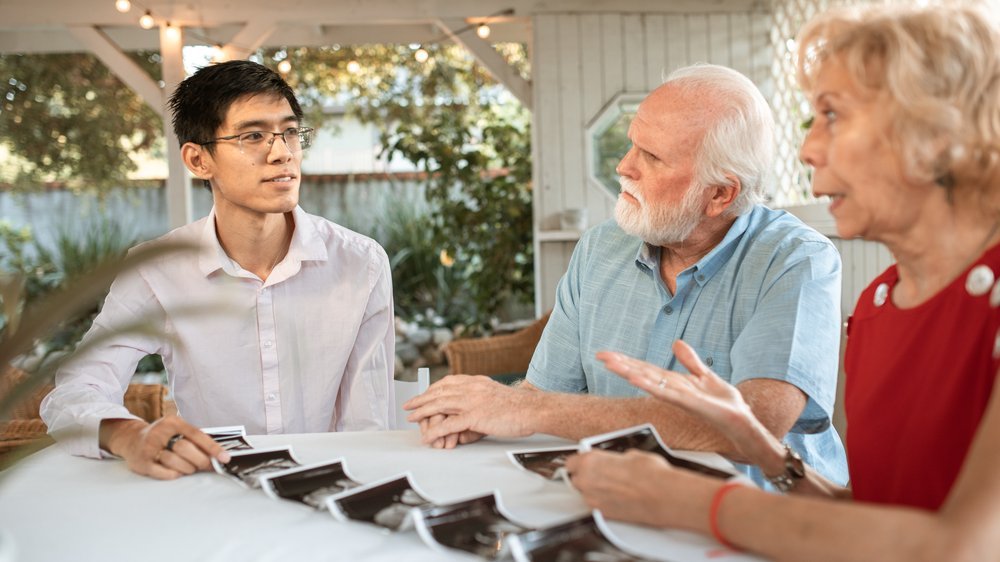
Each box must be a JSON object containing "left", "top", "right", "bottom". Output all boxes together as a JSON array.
[{"left": 404, "top": 64, "right": 847, "bottom": 487}]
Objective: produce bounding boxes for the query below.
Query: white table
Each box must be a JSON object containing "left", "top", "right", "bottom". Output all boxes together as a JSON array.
[{"left": 0, "top": 430, "right": 763, "bottom": 562}]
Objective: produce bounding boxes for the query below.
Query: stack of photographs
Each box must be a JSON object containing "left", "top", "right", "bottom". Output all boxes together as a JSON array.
[
  {"left": 211, "top": 446, "right": 301, "bottom": 488},
  {"left": 508, "top": 514, "right": 656, "bottom": 562},
  {"left": 260, "top": 459, "right": 362, "bottom": 509},
  {"left": 506, "top": 445, "right": 577, "bottom": 483},
  {"left": 201, "top": 423, "right": 748, "bottom": 560},
  {"left": 508, "top": 424, "right": 737, "bottom": 483},
  {"left": 327, "top": 473, "right": 433, "bottom": 532},
  {"left": 203, "top": 425, "right": 253, "bottom": 451},
  {"left": 579, "top": 424, "right": 737, "bottom": 480},
  {"left": 413, "top": 492, "right": 531, "bottom": 560}
]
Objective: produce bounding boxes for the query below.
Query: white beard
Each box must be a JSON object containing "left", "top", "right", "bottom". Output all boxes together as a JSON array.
[{"left": 614, "top": 177, "right": 705, "bottom": 246}]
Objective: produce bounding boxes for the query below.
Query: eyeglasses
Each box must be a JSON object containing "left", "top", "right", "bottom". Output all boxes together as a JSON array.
[{"left": 199, "top": 127, "right": 314, "bottom": 155}]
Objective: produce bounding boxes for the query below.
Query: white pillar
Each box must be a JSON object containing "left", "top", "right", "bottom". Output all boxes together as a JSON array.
[{"left": 160, "top": 24, "right": 191, "bottom": 228}]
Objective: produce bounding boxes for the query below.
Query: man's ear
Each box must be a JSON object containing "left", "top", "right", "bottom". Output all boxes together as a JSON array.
[
  {"left": 705, "top": 175, "right": 741, "bottom": 218},
  {"left": 181, "top": 142, "right": 213, "bottom": 181}
]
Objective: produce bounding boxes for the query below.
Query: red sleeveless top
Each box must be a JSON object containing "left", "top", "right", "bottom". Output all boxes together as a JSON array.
[{"left": 845, "top": 242, "right": 1000, "bottom": 510}]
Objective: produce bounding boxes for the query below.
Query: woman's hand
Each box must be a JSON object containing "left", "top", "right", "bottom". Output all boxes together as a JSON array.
[{"left": 565, "top": 449, "right": 715, "bottom": 531}]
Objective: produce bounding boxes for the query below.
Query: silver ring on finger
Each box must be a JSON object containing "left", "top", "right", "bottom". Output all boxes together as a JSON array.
[
  {"left": 165, "top": 433, "right": 184, "bottom": 452},
  {"left": 657, "top": 376, "right": 667, "bottom": 389}
]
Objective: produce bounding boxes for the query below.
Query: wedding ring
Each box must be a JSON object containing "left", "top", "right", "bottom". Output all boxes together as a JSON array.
[
  {"left": 657, "top": 377, "right": 667, "bottom": 389},
  {"left": 165, "top": 433, "right": 184, "bottom": 452}
]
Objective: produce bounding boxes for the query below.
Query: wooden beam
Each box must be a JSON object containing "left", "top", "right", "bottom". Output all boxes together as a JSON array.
[
  {"left": 436, "top": 18, "right": 532, "bottom": 110},
  {"left": 220, "top": 21, "right": 277, "bottom": 61},
  {"left": 64, "top": 25, "right": 163, "bottom": 117},
  {"left": 159, "top": 24, "right": 192, "bottom": 228},
  {"left": 1, "top": 0, "right": 763, "bottom": 28}
]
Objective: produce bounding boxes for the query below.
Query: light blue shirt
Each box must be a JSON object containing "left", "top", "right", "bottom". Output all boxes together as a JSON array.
[{"left": 527, "top": 205, "right": 849, "bottom": 486}]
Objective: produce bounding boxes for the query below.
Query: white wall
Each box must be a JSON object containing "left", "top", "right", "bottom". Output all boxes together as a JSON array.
[{"left": 530, "top": 10, "right": 772, "bottom": 313}]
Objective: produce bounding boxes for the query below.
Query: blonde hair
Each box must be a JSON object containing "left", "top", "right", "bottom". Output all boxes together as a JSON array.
[{"left": 796, "top": 3, "right": 1000, "bottom": 195}]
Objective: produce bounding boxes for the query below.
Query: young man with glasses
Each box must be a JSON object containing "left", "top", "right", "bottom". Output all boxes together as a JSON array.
[{"left": 41, "top": 60, "right": 395, "bottom": 480}]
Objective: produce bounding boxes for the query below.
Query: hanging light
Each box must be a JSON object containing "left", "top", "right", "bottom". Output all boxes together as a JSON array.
[
  {"left": 114, "top": 0, "right": 131, "bottom": 13},
  {"left": 414, "top": 47, "right": 429, "bottom": 63},
  {"left": 139, "top": 10, "right": 155, "bottom": 29},
  {"left": 164, "top": 22, "right": 180, "bottom": 41},
  {"left": 476, "top": 23, "right": 491, "bottom": 39},
  {"left": 346, "top": 60, "right": 361, "bottom": 74},
  {"left": 277, "top": 60, "right": 292, "bottom": 74}
]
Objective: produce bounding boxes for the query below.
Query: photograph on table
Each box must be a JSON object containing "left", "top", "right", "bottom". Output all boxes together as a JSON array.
[
  {"left": 260, "top": 458, "right": 362, "bottom": 509},
  {"left": 413, "top": 491, "right": 532, "bottom": 560},
  {"left": 327, "top": 473, "right": 433, "bottom": 531},
  {"left": 580, "top": 424, "right": 736, "bottom": 480},
  {"left": 508, "top": 514, "right": 655, "bottom": 562},
  {"left": 507, "top": 445, "right": 578, "bottom": 482},
  {"left": 211, "top": 446, "right": 301, "bottom": 488},
  {"left": 202, "top": 425, "right": 254, "bottom": 451}
]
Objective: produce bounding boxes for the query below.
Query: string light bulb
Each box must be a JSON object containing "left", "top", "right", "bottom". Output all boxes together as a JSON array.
[
  {"left": 476, "top": 23, "right": 491, "bottom": 39},
  {"left": 139, "top": 10, "right": 155, "bottom": 29},
  {"left": 277, "top": 60, "right": 292, "bottom": 74},
  {"left": 414, "top": 47, "right": 429, "bottom": 63},
  {"left": 164, "top": 22, "right": 180, "bottom": 41},
  {"left": 114, "top": 0, "right": 131, "bottom": 13},
  {"left": 346, "top": 60, "right": 361, "bottom": 74}
]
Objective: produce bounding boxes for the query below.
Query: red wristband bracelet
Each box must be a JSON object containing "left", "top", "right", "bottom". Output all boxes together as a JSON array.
[{"left": 709, "top": 481, "right": 743, "bottom": 551}]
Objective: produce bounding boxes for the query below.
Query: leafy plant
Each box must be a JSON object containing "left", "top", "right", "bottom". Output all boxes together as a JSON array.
[
  {"left": 0, "top": 52, "right": 163, "bottom": 192},
  {"left": 0, "top": 217, "right": 142, "bottom": 363},
  {"left": 268, "top": 43, "right": 534, "bottom": 331},
  {"left": 0, "top": 242, "right": 195, "bottom": 420}
]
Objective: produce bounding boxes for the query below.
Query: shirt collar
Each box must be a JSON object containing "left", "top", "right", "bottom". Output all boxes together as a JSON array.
[
  {"left": 633, "top": 209, "right": 754, "bottom": 286},
  {"left": 197, "top": 205, "right": 329, "bottom": 278}
]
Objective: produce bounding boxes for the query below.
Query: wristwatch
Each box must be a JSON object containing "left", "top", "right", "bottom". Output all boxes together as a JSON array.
[{"left": 766, "top": 443, "right": 805, "bottom": 493}]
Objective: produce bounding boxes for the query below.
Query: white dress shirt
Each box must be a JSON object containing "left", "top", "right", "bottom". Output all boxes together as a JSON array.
[{"left": 40, "top": 206, "right": 395, "bottom": 459}]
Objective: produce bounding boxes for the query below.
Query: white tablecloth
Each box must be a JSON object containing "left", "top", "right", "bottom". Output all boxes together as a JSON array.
[{"left": 0, "top": 430, "right": 763, "bottom": 562}]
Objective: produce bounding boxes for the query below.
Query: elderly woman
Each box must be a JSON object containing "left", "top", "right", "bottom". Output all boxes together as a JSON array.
[{"left": 566, "top": 3, "right": 1000, "bottom": 560}]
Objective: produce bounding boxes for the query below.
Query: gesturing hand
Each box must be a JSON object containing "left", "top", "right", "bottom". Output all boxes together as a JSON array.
[
  {"left": 597, "top": 339, "right": 765, "bottom": 462},
  {"left": 403, "top": 375, "right": 537, "bottom": 448},
  {"left": 101, "top": 415, "right": 230, "bottom": 480}
]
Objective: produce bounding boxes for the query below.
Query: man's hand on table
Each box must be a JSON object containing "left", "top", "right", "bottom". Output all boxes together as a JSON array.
[
  {"left": 403, "top": 375, "right": 537, "bottom": 448},
  {"left": 100, "top": 415, "right": 230, "bottom": 480}
]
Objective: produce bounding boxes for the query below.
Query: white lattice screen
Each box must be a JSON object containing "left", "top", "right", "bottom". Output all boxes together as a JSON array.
[{"left": 769, "top": 0, "right": 893, "bottom": 207}]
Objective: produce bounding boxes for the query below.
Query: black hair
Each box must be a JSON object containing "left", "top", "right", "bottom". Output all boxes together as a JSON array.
[{"left": 167, "top": 59, "right": 303, "bottom": 151}]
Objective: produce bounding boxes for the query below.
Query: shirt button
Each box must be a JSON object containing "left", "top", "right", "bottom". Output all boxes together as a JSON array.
[
  {"left": 664, "top": 306, "right": 673, "bottom": 315},
  {"left": 696, "top": 274, "right": 705, "bottom": 282},
  {"left": 267, "top": 393, "right": 277, "bottom": 402},
  {"left": 966, "top": 265, "right": 994, "bottom": 296},
  {"left": 263, "top": 340, "right": 273, "bottom": 349},
  {"left": 704, "top": 356, "right": 714, "bottom": 367}
]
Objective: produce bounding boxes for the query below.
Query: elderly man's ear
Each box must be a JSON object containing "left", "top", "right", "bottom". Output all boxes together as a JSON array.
[{"left": 705, "top": 176, "right": 741, "bottom": 218}]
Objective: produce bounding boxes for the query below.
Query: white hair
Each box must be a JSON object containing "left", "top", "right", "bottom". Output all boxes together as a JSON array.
[{"left": 662, "top": 64, "right": 775, "bottom": 216}]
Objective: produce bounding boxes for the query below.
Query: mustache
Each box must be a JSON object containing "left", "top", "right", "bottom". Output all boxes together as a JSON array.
[{"left": 618, "top": 177, "right": 644, "bottom": 203}]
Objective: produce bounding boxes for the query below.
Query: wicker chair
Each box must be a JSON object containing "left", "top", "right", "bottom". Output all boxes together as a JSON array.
[
  {"left": 0, "top": 365, "right": 167, "bottom": 461},
  {"left": 443, "top": 311, "right": 551, "bottom": 380}
]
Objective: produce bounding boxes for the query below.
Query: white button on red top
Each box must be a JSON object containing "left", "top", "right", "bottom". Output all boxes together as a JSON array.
[{"left": 966, "top": 265, "right": 994, "bottom": 297}]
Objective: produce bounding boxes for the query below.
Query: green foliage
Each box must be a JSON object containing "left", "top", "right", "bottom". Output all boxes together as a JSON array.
[
  {"left": 0, "top": 218, "right": 139, "bottom": 356},
  {"left": 267, "top": 43, "right": 534, "bottom": 330},
  {"left": 0, "top": 52, "right": 163, "bottom": 191},
  {"left": 340, "top": 195, "right": 478, "bottom": 330}
]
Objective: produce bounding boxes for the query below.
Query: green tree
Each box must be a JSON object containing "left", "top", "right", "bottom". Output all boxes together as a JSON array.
[
  {"left": 0, "top": 52, "right": 162, "bottom": 191},
  {"left": 268, "top": 43, "right": 534, "bottom": 330}
]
